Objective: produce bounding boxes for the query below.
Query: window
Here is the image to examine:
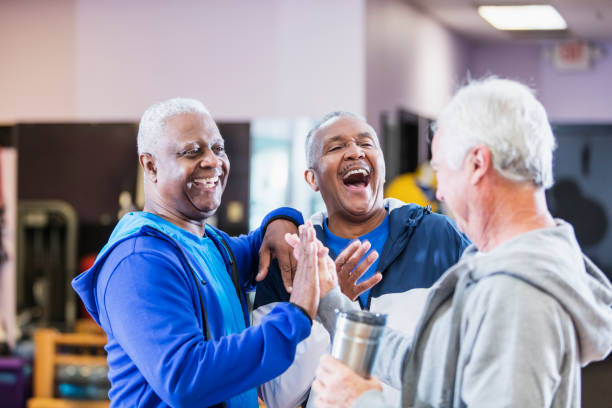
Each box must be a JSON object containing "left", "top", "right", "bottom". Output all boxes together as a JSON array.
[{"left": 250, "top": 118, "right": 325, "bottom": 230}]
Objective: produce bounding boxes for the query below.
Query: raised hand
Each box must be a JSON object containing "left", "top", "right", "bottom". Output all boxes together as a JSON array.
[
  {"left": 288, "top": 222, "right": 320, "bottom": 319},
  {"left": 334, "top": 241, "right": 382, "bottom": 301},
  {"left": 315, "top": 243, "right": 339, "bottom": 298},
  {"left": 286, "top": 230, "right": 338, "bottom": 297}
]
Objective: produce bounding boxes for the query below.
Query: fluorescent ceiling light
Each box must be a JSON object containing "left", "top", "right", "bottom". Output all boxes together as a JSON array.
[{"left": 478, "top": 5, "right": 567, "bottom": 31}]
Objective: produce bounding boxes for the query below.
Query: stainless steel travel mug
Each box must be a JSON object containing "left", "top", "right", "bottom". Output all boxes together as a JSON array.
[{"left": 331, "top": 310, "right": 387, "bottom": 378}]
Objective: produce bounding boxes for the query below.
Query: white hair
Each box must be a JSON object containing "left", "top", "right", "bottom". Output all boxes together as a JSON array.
[
  {"left": 434, "top": 77, "right": 556, "bottom": 189},
  {"left": 305, "top": 111, "right": 369, "bottom": 168},
  {"left": 137, "top": 97, "right": 210, "bottom": 155}
]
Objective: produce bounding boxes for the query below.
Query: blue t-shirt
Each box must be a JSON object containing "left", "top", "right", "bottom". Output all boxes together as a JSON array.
[
  {"left": 149, "top": 215, "right": 246, "bottom": 337},
  {"left": 140, "top": 215, "right": 254, "bottom": 407},
  {"left": 323, "top": 215, "right": 389, "bottom": 306}
]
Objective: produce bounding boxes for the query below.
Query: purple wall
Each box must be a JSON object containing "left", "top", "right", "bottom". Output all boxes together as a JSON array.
[
  {"left": 539, "top": 42, "right": 612, "bottom": 123},
  {"left": 469, "top": 41, "right": 612, "bottom": 123},
  {"left": 365, "top": 0, "right": 471, "bottom": 136},
  {"left": 470, "top": 43, "right": 541, "bottom": 88}
]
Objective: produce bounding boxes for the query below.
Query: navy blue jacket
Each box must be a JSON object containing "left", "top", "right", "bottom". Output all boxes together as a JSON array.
[{"left": 256, "top": 199, "right": 470, "bottom": 310}]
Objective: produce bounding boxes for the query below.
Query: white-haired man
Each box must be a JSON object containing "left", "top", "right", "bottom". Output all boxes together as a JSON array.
[
  {"left": 311, "top": 78, "right": 612, "bottom": 407},
  {"left": 72, "top": 98, "right": 324, "bottom": 408}
]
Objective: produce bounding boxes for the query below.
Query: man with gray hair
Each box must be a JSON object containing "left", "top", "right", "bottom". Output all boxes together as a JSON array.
[
  {"left": 255, "top": 110, "right": 469, "bottom": 407},
  {"left": 72, "top": 97, "right": 324, "bottom": 407},
  {"left": 311, "top": 78, "right": 612, "bottom": 407}
]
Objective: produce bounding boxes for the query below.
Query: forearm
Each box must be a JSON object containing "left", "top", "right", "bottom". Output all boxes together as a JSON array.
[
  {"left": 102, "top": 254, "right": 311, "bottom": 406},
  {"left": 371, "top": 327, "right": 412, "bottom": 389},
  {"left": 223, "top": 207, "right": 304, "bottom": 288},
  {"left": 111, "top": 302, "right": 311, "bottom": 406},
  {"left": 317, "top": 286, "right": 359, "bottom": 334}
]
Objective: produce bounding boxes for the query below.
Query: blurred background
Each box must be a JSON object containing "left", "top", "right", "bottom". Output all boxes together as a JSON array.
[{"left": 0, "top": 0, "right": 610, "bottom": 407}]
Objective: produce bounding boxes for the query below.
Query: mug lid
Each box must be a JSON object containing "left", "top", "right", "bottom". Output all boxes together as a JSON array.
[{"left": 335, "top": 309, "right": 387, "bottom": 326}]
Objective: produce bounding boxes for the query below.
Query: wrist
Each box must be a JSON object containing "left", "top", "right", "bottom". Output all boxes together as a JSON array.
[
  {"left": 261, "top": 207, "right": 304, "bottom": 237},
  {"left": 289, "top": 302, "right": 313, "bottom": 325}
]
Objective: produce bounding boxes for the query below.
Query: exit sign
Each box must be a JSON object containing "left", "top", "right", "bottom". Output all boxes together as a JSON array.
[{"left": 553, "top": 41, "right": 591, "bottom": 72}]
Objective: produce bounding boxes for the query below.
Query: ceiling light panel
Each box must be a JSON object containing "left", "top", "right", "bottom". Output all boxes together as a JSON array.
[{"left": 478, "top": 5, "right": 568, "bottom": 31}]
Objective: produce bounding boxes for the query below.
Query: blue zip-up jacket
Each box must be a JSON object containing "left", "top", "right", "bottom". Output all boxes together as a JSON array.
[
  {"left": 254, "top": 198, "right": 470, "bottom": 408},
  {"left": 256, "top": 199, "right": 470, "bottom": 309},
  {"left": 72, "top": 208, "right": 310, "bottom": 408}
]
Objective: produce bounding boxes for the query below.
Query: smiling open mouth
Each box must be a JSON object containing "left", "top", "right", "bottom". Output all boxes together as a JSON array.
[
  {"left": 193, "top": 176, "right": 220, "bottom": 188},
  {"left": 342, "top": 168, "right": 370, "bottom": 188}
]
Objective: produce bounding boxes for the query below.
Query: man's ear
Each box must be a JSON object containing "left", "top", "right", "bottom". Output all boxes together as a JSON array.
[
  {"left": 139, "top": 153, "right": 158, "bottom": 183},
  {"left": 469, "top": 145, "right": 492, "bottom": 185},
  {"left": 304, "top": 169, "right": 319, "bottom": 192}
]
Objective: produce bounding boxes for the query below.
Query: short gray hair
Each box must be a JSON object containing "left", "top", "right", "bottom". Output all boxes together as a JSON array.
[
  {"left": 434, "top": 77, "right": 556, "bottom": 188},
  {"left": 137, "top": 97, "right": 210, "bottom": 155},
  {"left": 305, "top": 111, "right": 366, "bottom": 168}
]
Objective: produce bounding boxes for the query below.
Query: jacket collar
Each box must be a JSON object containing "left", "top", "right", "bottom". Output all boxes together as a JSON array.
[{"left": 311, "top": 198, "right": 431, "bottom": 273}]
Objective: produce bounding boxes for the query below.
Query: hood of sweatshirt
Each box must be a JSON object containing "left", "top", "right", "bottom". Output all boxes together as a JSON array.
[
  {"left": 72, "top": 212, "right": 163, "bottom": 325},
  {"left": 462, "top": 219, "right": 612, "bottom": 365},
  {"left": 72, "top": 212, "right": 231, "bottom": 326}
]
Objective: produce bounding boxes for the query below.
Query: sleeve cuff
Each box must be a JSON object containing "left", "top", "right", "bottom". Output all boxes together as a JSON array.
[
  {"left": 261, "top": 207, "right": 304, "bottom": 237},
  {"left": 318, "top": 286, "right": 359, "bottom": 334},
  {"left": 289, "top": 302, "right": 313, "bottom": 326}
]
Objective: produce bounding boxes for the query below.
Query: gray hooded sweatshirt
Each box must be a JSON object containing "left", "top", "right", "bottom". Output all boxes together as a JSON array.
[{"left": 318, "top": 220, "right": 612, "bottom": 407}]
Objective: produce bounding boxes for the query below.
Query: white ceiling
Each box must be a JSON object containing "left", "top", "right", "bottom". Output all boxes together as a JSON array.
[{"left": 408, "top": 0, "right": 612, "bottom": 43}]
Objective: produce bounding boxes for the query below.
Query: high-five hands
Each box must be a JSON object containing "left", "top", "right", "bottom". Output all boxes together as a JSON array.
[
  {"left": 285, "top": 224, "right": 338, "bottom": 298},
  {"left": 287, "top": 221, "right": 324, "bottom": 320},
  {"left": 286, "top": 229, "right": 382, "bottom": 302}
]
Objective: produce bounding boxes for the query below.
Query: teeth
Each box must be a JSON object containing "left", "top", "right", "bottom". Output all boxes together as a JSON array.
[
  {"left": 343, "top": 168, "right": 369, "bottom": 179},
  {"left": 194, "top": 176, "right": 219, "bottom": 186}
]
